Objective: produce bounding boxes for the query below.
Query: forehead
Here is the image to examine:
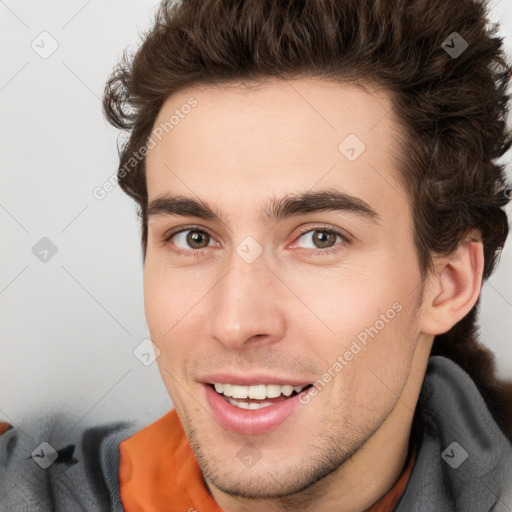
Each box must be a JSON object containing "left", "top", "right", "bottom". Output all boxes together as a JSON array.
[{"left": 145, "top": 77, "right": 407, "bottom": 223}]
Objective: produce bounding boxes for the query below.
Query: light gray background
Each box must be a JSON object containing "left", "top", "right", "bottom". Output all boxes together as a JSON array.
[{"left": 1, "top": 0, "right": 511, "bottom": 433}]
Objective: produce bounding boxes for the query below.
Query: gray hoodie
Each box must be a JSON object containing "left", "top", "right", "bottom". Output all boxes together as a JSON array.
[{"left": 1, "top": 355, "right": 511, "bottom": 511}]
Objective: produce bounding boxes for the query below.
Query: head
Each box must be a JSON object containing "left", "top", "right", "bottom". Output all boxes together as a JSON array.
[{"left": 103, "top": 0, "right": 512, "bottom": 506}]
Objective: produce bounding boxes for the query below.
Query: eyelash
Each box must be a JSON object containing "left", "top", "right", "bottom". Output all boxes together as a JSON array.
[{"left": 161, "top": 224, "right": 349, "bottom": 258}]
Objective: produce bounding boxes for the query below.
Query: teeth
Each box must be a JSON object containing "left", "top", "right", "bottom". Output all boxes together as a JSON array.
[
  {"left": 248, "top": 384, "right": 266, "bottom": 400},
  {"left": 265, "top": 384, "right": 282, "bottom": 398},
  {"left": 228, "top": 398, "right": 275, "bottom": 409},
  {"left": 213, "top": 383, "right": 306, "bottom": 399},
  {"left": 281, "top": 385, "right": 294, "bottom": 397}
]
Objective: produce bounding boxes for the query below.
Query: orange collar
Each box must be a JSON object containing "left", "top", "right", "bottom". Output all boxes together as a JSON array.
[{"left": 119, "top": 410, "right": 222, "bottom": 511}]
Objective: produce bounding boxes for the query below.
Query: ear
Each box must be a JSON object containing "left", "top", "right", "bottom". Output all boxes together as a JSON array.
[{"left": 420, "top": 238, "right": 484, "bottom": 335}]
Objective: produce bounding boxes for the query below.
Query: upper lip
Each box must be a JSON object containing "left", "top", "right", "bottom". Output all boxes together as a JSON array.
[{"left": 199, "top": 373, "right": 312, "bottom": 386}]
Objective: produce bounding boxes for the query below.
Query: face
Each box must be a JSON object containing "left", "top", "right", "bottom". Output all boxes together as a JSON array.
[{"left": 144, "top": 78, "right": 427, "bottom": 501}]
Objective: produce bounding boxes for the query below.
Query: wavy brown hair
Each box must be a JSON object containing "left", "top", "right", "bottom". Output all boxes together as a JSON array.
[{"left": 103, "top": 0, "right": 512, "bottom": 438}]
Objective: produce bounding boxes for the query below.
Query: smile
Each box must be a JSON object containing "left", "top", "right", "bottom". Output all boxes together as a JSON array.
[{"left": 204, "top": 382, "right": 314, "bottom": 435}]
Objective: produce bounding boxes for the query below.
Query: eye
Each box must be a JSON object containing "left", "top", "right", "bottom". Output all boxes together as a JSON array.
[
  {"left": 293, "top": 225, "right": 349, "bottom": 256},
  {"left": 163, "top": 226, "right": 218, "bottom": 257}
]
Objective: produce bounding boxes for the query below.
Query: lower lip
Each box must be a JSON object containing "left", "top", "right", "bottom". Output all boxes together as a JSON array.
[{"left": 204, "top": 384, "right": 308, "bottom": 435}]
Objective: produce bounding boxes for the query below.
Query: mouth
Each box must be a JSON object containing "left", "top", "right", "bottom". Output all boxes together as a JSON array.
[
  {"left": 203, "top": 382, "right": 314, "bottom": 435},
  {"left": 210, "top": 383, "right": 313, "bottom": 409}
]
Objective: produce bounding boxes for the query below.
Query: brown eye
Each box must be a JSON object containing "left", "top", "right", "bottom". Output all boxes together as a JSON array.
[
  {"left": 186, "top": 230, "right": 210, "bottom": 249},
  {"left": 296, "top": 228, "right": 345, "bottom": 250},
  {"left": 312, "top": 231, "right": 338, "bottom": 249},
  {"left": 166, "top": 228, "right": 215, "bottom": 251}
]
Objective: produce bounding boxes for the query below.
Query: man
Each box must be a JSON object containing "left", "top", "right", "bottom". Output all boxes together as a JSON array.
[{"left": 2, "top": 0, "right": 512, "bottom": 510}]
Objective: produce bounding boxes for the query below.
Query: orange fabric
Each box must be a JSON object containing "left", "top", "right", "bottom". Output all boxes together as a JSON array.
[
  {"left": 0, "top": 422, "right": 11, "bottom": 436},
  {"left": 364, "top": 437, "right": 417, "bottom": 512},
  {"left": 119, "top": 409, "right": 417, "bottom": 512},
  {"left": 119, "top": 410, "right": 223, "bottom": 512}
]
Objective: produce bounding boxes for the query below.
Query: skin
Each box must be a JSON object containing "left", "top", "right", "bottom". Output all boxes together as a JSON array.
[{"left": 143, "top": 77, "right": 483, "bottom": 512}]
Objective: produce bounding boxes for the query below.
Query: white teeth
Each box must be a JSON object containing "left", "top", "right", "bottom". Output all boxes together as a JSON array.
[
  {"left": 213, "top": 383, "right": 307, "bottom": 399},
  {"left": 265, "top": 384, "right": 282, "bottom": 398},
  {"left": 231, "top": 385, "right": 248, "bottom": 399},
  {"left": 228, "top": 398, "right": 274, "bottom": 409},
  {"left": 248, "top": 384, "right": 266, "bottom": 400},
  {"left": 281, "top": 385, "right": 294, "bottom": 397}
]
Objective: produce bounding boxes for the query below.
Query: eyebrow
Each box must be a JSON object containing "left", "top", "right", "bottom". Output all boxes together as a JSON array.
[{"left": 147, "top": 188, "right": 380, "bottom": 227}]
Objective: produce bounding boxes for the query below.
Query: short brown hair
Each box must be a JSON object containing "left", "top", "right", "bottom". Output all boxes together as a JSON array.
[{"left": 103, "top": 0, "right": 512, "bottom": 436}]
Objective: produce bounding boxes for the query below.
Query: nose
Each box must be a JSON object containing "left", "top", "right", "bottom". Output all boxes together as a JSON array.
[{"left": 208, "top": 253, "right": 287, "bottom": 351}]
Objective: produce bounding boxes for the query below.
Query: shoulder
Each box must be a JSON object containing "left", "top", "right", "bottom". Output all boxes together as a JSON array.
[
  {"left": 0, "top": 414, "right": 140, "bottom": 512},
  {"left": 397, "top": 356, "right": 512, "bottom": 512}
]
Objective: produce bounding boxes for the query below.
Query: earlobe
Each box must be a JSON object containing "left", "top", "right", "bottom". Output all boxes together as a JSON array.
[{"left": 420, "top": 240, "right": 484, "bottom": 335}]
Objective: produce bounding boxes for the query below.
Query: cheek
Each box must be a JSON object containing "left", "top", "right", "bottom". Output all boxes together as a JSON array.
[
  {"left": 143, "top": 259, "right": 190, "bottom": 336},
  {"left": 143, "top": 271, "right": 165, "bottom": 336},
  {"left": 295, "top": 262, "right": 420, "bottom": 398},
  {"left": 144, "top": 272, "right": 189, "bottom": 397},
  {"left": 341, "top": 301, "right": 420, "bottom": 402},
  {"left": 143, "top": 263, "right": 204, "bottom": 376},
  {"left": 284, "top": 261, "right": 407, "bottom": 337}
]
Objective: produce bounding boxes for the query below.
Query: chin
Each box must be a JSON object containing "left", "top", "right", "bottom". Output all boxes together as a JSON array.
[
  {"left": 207, "top": 471, "right": 310, "bottom": 500},
  {"left": 200, "top": 447, "right": 348, "bottom": 502}
]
